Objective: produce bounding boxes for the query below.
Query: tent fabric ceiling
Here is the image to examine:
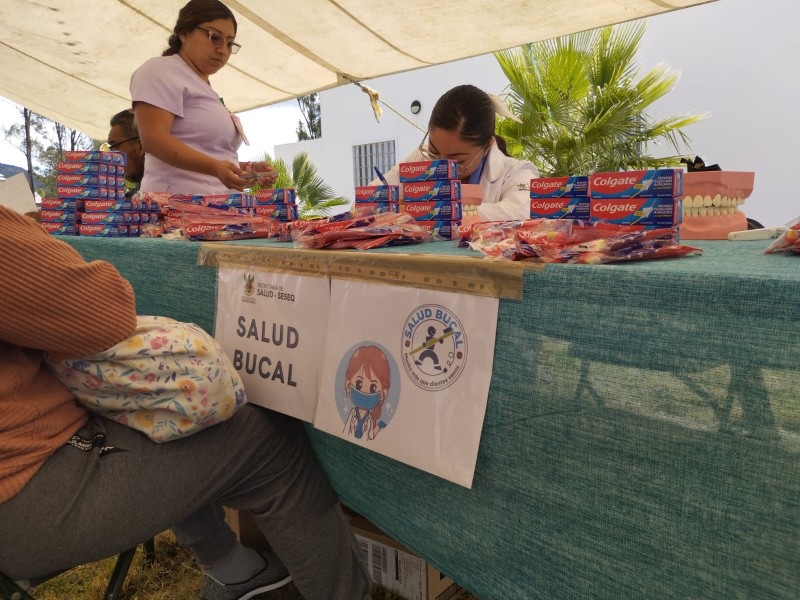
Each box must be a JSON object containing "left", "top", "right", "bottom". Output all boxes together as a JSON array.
[{"left": 0, "top": 0, "right": 713, "bottom": 140}]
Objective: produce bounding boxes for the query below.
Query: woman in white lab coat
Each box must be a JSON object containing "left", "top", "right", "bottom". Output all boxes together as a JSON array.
[{"left": 375, "top": 84, "right": 539, "bottom": 221}]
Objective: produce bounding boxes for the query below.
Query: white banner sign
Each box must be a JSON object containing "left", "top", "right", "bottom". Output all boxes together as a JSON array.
[
  {"left": 215, "top": 266, "right": 329, "bottom": 422},
  {"left": 313, "top": 278, "right": 499, "bottom": 488}
]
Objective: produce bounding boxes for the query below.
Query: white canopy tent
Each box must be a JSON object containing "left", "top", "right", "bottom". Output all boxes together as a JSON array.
[{"left": 0, "top": 0, "right": 713, "bottom": 140}]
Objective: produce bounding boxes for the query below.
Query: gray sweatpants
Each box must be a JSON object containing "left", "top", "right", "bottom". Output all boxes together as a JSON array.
[{"left": 0, "top": 405, "right": 371, "bottom": 600}]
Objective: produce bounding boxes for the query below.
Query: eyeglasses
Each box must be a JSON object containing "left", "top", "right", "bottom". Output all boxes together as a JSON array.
[
  {"left": 418, "top": 131, "right": 488, "bottom": 175},
  {"left": 99, "top": 137, "right": 139, "bottom": 151},
  {"left": 197, "top": 26, "right": 241, "bottom": 54}
]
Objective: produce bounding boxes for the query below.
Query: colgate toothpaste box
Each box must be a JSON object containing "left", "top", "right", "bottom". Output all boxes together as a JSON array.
[
  {"left": 414, "top": 219, "right": 461, "bottom": 240},
  {"left": 529, "top": 176, "right": 589, "bottom": 198},
  {"left": 402, "top": 180, "right": 461, "bottom": 202},
  {"left": 400, "top": 200, "right": 462, "bottom": 221},
  {"left": 589, "top": 169, "right": 682, "bottom": 198},
  {"left": 40, "top": 222, "right": 76, "bottom": 236},
  {"left": 62, "top": 150, "right": 126, "bottom": 165},
  {"left": 353, "top": 202, "right": 398, "bottom": 214},
  {"left": 254, "top": 188, "right": 297, "bottom": 205},
  {"left": 253, "top": 204, "right": 298, "bottom": 221},
  {"left": 399, "top": 160, "right": 458, "bottom": 182},
  {"left": 82, "top": 199, "right": 133, "bottom": 213},
  {"left": 354, "top": 185, "right": 399, "bottom": 203},
  {"left": 191, "top": 193, "right": 255, "bottom": 208},
  {"left": 56, "top": 161, "right": 107, "bottom": 175},
  {"left": 590, "top": 197, "right": 682, "bottom": 226},
  {"left": 55, "top": 173, "right": 109, "bottom": 187},
  {"left": 57, "top": 186, "right": 107, "bottom": 200},
  {"left": 78, "top": 223, "right": 126, "bottom": 237},
  {"left": 40, "top": 197, "right": 78, "bottom": 212},
  {"left": 530, "top": 197, "right": 589, "bottom": 220},
  {"left": 80, "top": 211, "right": 131, "bottom": 226},
  {"left": 39, "top": 209, "right": 78, "bottom": 223}
]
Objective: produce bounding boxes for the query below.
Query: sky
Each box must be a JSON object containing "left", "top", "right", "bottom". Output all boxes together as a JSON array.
[{"left": 0, "top": 96, "right": 304, "bottom": 169}]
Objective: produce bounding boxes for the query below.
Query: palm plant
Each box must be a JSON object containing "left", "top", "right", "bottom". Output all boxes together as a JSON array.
[
  {"left": 252, "top": 151, "right": 349, "bottom": 219},
  {"left": 494, "top": 21, "right": 707, "bottom": 176}
]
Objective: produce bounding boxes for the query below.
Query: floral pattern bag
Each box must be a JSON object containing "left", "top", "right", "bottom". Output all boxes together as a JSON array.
[{"left": 46, "top": 316, "right": 247, "bottom": 442}]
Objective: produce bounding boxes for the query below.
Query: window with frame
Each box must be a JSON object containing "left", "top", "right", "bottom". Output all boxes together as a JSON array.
[{"left": 352, "top": 140, "right": 396, "bottom": 187}]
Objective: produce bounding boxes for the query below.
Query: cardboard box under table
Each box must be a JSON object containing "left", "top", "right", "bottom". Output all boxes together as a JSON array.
[{"left": 62, "top": 235, "right": 800, "bottom": 600}]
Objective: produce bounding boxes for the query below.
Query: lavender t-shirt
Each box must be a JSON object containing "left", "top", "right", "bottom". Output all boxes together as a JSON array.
[{"left": 130, "top": 54, "right": 242, "bottom": 194}]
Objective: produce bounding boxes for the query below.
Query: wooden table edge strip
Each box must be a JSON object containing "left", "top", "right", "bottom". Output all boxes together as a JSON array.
[{"left": 197, "top": 244, "right": 537, "bottom": 300}]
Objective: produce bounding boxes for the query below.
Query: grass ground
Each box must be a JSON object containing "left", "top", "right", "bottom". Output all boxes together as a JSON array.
[{"left": 32, "top": 531, "right": 476, "bottom": 600}]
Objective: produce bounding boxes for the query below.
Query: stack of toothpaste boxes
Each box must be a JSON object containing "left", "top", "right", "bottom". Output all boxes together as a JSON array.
[
  {"left": 529, "top": 175, "right": 589, "bottom": 220},
  {"left": 397, "top": 159, "right": 461, "bottom": 240},
  {"left": 529, "top": 169, "right": 682, "bottom": 239},
  {"left": 588, "top": 168, "right": 682, "bottom": 238},
  {"left": 353, "top": 183, "right": 399, "bottom": 214},
  {"left": 253, "top": 188, "right": 298, "bottom": 240},
  {"left": 40, "top": 150, "right": 140, "bottom": 237}
]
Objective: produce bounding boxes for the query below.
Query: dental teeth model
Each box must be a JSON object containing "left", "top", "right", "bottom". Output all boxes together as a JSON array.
[{"left": 680, "top": 171, "right": 755, "bottom": 240}]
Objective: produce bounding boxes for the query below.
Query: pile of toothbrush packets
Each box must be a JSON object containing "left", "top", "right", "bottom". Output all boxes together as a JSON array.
[
  {"left": 292, "top": 207, "right": 433, "bottom": 250},
  {"left": 764, "top": 217, "right": 800, "bottom": 254},
  {"left": 465, "top": 218, "right": 701, "bottom": 264}
]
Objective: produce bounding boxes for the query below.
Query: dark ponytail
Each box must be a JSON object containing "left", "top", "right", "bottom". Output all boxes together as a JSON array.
[
  {"left": 493, "top": 134, "right": 509, "bottom": 156},
  {"left": 163, "top": 34, "right": 182, "bottom": 57}
]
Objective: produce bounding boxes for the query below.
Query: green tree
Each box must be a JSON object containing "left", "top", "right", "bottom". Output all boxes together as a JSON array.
[
  {"left": 494, "top": 21, "right": 707, "bottom": 176},
  {"left": 2, "top": 103, "right": 94, "bottom": 197},
  {"left": 3, "top": 107, "right": 46, "bottom": 193},
  {"left": 253, "top": 151, "right": 348, "bottom": 219},
  {"left": 296, "top": 94, "right": 321, "bottom": 140}
]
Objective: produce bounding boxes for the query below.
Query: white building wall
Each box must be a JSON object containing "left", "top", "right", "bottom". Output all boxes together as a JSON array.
[{"left": 277, "top": 0, "right": 799, "bottom": 227}]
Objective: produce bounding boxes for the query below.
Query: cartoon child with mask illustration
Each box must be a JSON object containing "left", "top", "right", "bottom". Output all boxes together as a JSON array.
[{"left": 344, "top": 345, "right": 390, "bottom": 440}]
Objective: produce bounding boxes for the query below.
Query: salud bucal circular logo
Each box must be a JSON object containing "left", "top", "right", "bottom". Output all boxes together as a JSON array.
[{"left": 401, "top": 304, "right": 467, "bottom": 390}]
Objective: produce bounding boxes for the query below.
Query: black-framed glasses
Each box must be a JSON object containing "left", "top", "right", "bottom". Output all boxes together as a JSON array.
[
  {"left": 418, "top": 131, "right": 488, "bottom": 175},
  {"left": 107, "top": 137, "right": 139, "bottom": 150},
  {"left": 99, "top": 137, "right": 139, "bottom": 151},
  {"left": 197, "top": 26, "right": 241, "bottom": 54}
]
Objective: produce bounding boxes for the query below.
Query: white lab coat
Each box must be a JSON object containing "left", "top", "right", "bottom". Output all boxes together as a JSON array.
[{"left": 373, "top": 143, "right": 539, "bottom": 221}]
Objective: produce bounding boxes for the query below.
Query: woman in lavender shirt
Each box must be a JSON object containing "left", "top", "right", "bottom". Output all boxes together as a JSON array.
[{"left": 130, "top": 0, "right": 275, "bottom": 194}]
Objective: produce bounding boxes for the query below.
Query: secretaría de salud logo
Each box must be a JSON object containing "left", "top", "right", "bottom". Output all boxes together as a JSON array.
[
  {"left": 401, "top": 304, "right": 467, "bottom": 390},
  {"left": 241, "top": 273, "right": 256, "bottom": 304}
]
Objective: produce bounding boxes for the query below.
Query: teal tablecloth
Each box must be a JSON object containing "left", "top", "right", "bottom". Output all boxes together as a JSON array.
[{"left": 65, "top": 236, "right": 800, "bottom": 599}]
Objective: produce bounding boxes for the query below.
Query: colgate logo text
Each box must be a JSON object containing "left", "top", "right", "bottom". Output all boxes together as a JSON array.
[
  {"left": 593, "top": 176, "right": 637, "bottom": 187},
  {"left": 530, "top": 201, "right": 564, "bottom": 211},
  {"left": 593, "top": 202, "right": 638, "bottom": 214},
  {"left": 530, "top": 180, "right": 564, "bottom": 191},
  {"left": 405, "top": 184, "right": 440, "bottom": 195},
  {"left": 405, "top": 204, "right": 434, "bottom": 215},
  {"left": 185, "top": 224, "right": 222, "bottom": 234},
  {"left": 400, "top": 164, "right": 429, "bottom": 175}
]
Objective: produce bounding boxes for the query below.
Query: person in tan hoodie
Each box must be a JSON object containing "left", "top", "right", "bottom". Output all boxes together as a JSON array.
[{"left": 0, "top": 205, "right": 371, "bottom": 600}]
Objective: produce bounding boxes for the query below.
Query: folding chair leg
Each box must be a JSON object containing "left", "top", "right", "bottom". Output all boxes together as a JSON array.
[
  {"left": 102, "top": 537, "right": 157, "bottom": 600},
  {"left": 0, "top": 571, "right": 35, "bottom": 600},
  {"left": 103, "top": 546, "right": 137, "bottom": 600},
  {"left": 142, "top": 537, "right": 156, "bottom": 565}
]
